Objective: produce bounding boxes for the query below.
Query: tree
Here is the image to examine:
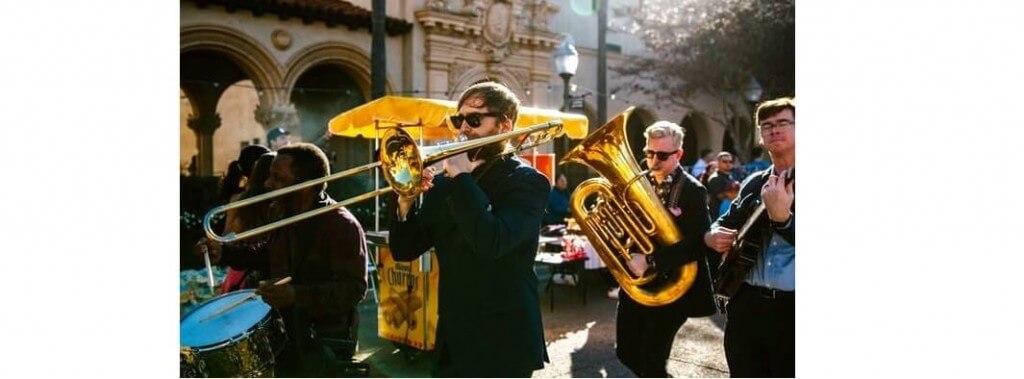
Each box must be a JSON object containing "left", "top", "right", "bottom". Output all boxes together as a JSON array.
[{"left": 612, "top": 0, "right": 794, "bottom": 157}]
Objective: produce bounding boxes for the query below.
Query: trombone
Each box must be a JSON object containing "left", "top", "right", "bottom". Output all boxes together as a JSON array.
[{"left": 202, "top": 120, "right": 565, "bottom": 243}]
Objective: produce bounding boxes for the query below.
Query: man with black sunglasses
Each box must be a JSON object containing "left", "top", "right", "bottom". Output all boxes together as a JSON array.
[
  {"left": 705, "top": 97, "right": 795, "bottom": 377},
  {"left": 615, "top": 120, "right": 716, "bottom": 377},
  {"left": 388, "top": 82, "right": 550, "bottom": 377}
]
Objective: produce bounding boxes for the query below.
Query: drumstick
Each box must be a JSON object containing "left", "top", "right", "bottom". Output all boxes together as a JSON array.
[
  {"left": 199, "top": 276, "right": 292, "bottom": 323},
  {"left": 202, "top": 245, "right": 216, "bottom": 293}
]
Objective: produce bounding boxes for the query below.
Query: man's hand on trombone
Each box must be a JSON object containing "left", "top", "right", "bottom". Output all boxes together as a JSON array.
[
  {"left": 397, "top": 166, "right": 439, "bottom": 221},
  {"left": 442, "top": 152, "right": 484, "bottom": 177}
]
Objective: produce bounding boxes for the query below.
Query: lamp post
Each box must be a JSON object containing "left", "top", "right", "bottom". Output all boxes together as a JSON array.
[
  {"left": 552, "top": 35, "right": 579, "bottom": 112},
  {"left": 744, "top": 76, "right": 763, "bottom": 104},
  {"left": 742, "top": 76, "right": 764, "bottom": 161}
]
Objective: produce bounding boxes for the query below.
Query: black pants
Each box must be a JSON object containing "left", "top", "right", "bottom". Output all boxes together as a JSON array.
[
  {"left": 724, "top": 284, "right": 795, "bottom": 378},
  {"left": 616, "top": 293, "right": 689, "bottom": 378}
]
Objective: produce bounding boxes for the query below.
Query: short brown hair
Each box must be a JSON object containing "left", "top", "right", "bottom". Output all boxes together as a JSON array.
[
  {"left": 277, "top": 143, "right": 330, "bottom": 193},
  {"left": 755, "top": 97, "right": 796, "bottom": 127},
  {"left": 457, "top": 82, "right": 521, "bottom": 126}
]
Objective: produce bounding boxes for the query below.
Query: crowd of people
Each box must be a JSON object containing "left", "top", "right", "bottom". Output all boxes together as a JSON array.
[{"left": 187, "top": 80, "right": 795, "bottom": 378}]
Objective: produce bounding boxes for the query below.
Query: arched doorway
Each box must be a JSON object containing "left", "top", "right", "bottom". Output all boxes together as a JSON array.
[
  {"left": 181, "top": 50, "right": 264, "bottom": 176},
  {"left": 289, "top": 64, "right": 370, "bottom": 224},
  {"left": 722, "top": 130, "right": 737, "bottom": 157},
  {"left": 624, "top": 107, "right": 658, "bottom": 169},
  {"left": 679, "top": 114, "right": 704, "bottom": 166}
]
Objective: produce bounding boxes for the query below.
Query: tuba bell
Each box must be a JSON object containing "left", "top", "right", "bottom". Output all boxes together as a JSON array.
[{"left": 560, "top": 107, "right": 698, "bottom": 306}]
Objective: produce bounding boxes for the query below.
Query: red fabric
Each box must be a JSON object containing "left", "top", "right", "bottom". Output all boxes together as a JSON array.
[{"left": 220, "top": 267, "right": 248, "bottom": 294}]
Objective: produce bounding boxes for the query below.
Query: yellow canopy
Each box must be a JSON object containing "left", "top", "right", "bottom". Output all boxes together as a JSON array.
[{"left": 328, "top": 96, "right": 589, "bottom": 141}]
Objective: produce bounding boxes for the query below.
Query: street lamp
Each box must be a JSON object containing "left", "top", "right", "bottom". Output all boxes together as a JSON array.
[
  {"left": 552, "top": 35, "right": 579, "bottom": 112},
  {"left": 744, "top": 76, "right": 763, "bottom": 103}
]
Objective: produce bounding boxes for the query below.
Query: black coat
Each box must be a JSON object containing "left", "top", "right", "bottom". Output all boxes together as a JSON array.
[
  {"left": 713, "top": 166, "right": 795, "bottom": 251},
  {"left": 388, "top": 155, "right": 550, "bottom": 375},
  {"left": 638, "top": 168, "right": 717, "bottom": 317}
]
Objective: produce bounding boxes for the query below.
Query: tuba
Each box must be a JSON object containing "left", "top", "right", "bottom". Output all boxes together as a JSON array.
[{"left": 560, "top": 107, "right": 698, "bottom": 306}]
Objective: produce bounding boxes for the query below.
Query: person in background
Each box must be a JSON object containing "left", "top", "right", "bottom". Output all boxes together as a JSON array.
[
  {"left": 220, "top": 152, "right": 275, "bottom": 294},
  {"left": 706, "top": 152, "right": 736, "bottom": 221},
  {"left": 212, "top": 145, "right": 272, "bottom": 235},
  {"left": 718, "top": 180, "right": 741, "bottom": 225},
  {"left": 745, "top": 146, "right": 771, "bottom": 175},
  {"left": 690, "top": 148, "right": 715, "bottom": 178},
  {"left": 267, "top": 127, "right": 291, "bottom": 151},
  {"left": 543, "top": 172, "right": 571, "bottom": 225}
]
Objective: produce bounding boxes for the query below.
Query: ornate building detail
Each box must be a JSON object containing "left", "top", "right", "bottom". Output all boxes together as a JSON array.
[
  {"left": 519, "top": 0, "right": 557, "bottom": 30},
  {"left": 271, "top": 30, "right": 292, "bottom": 50},
  {"left": 254, "top": 102, "right": 300, "bottom": 132},
  {"left": 482, "top": 1, "right": 513, "bottom": 48},
  {"left": 417, "top": 0, "right": 562, "bottom": 101},
  {"left": 448, "top": 61, "right": 479, "bottom": 91},
  {"left": 505, "top": 67, "right": 531, "bottom": 92}
]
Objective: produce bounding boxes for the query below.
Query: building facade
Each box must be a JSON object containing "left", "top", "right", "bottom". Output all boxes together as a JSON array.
[{"left": 180, "top": 0, "right": 753, "bottom": 180}]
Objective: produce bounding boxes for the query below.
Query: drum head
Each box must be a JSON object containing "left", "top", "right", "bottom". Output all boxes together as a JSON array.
[{"left": 180, "top": 289, "right": 271, "bottom": 348}]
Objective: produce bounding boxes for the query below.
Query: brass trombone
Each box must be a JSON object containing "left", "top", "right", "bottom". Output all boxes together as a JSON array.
[{"left": 202, "top": 120, "right": 565, "bottom": 243}]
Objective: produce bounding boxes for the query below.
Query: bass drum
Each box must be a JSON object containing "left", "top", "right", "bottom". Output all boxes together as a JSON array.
[{"left": 180, "top": 289, "right": 287, "bottom": 377}]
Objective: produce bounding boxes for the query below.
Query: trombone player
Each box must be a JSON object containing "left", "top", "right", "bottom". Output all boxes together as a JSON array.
[
  {"left": 388, "top": 82, "right": 550, "bottom": 377},
  {"left": 196, "top": 143, "right": 368, "bottom": 377},
  {"left": 616, "top": 121, "right": 717, "bottom": 377}
]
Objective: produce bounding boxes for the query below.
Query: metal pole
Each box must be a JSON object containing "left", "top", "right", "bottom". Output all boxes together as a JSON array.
[
  {"left": 597, "top": 0, "right": 608, "bottom": 127},
  {"left": 372, "top": 0, "right": 386, "bottom": 99},
  {"left": 560, "top": 73, "right": 572, "bottom": 112}
]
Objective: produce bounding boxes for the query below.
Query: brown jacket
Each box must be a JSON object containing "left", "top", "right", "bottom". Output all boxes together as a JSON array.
[{"left": 221, "top": 195, "right": 367, "bottom": 369}]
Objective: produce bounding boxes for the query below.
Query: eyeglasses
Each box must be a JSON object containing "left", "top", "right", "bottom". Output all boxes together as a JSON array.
[
  {"left": 758, "top": 119, "right": 794, "bottom": 131},
  {"left": 644, "top": 149, "right": 679, "bottom": 161},
  {"left": 450, "top": 112, "right": 502, "bottom": 128},
  {"left": 720, "top": 159, "right": 734, "bottom": 164}
]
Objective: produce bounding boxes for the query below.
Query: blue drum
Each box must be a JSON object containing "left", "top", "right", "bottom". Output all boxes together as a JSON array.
[{"left": 180, "top": 290, "right": 286, "bottom": 377}]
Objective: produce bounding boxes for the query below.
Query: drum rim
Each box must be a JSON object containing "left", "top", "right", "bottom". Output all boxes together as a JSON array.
[{"left": 181, "top": 289, "right": 274, "bottom": 350}]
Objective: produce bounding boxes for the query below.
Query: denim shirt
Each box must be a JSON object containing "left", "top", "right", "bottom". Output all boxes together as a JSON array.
[{"left": 746, "top": 222, "right": 795, "bottom": 291}]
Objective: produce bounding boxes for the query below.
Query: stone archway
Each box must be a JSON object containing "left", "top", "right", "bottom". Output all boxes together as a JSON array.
[
  {"left": 284, "top": 41, "right": 391, "bottom": 101},
  {"left": 288, "top": 63, "right": 373, "bottom": 226},
  {"left": 180, "top": 24, "right": 284, "bottom": 176},
  {"left": 181, "top": 24, "right": 284, "bottom": 102},
  {"left": 449, "top": 65, "right": 531, "bottom": 102},
  {"left": 625, "top": 107, "right": 659, "bottom": 168},
  {"left": 680, "top": 113, "right": 709, "bottom": 166}
]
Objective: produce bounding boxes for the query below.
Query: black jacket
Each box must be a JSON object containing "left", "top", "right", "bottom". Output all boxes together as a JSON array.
[
  {"left": 638, "top": 167, "right": 717, "bottom": 316},
  {"left": 388, "top": 155, "right": 550, "bottom": 374},
  {"left": 713, "top": 166, "right": 795, "bottom": 249}
]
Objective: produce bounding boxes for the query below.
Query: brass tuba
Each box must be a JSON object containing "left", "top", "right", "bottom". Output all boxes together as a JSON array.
[{"left": 560, "top": 107, "right": 698, "bottom": 306}]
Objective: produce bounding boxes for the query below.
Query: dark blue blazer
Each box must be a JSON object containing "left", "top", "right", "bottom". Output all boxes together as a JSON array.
[{"left": 388, "top": 155, "right": 550, "bottom": 375}]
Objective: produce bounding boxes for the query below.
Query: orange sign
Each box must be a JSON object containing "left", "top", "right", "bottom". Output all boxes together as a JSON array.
[{"left": 519, "top": 153, "right": 556, "bottom": 185}]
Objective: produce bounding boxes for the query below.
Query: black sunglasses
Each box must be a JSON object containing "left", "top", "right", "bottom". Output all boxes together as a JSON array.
[
  {"left": 450, "top": 112, "right": 502, "bottom": 128},
  {"left": 644, "top": 149, "right": 679, "bottom": 161}
]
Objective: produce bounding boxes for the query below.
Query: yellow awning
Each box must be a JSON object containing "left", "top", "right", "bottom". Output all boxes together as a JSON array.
[{"left": 328, "top": 96, "right": 589, "bottom": 141}]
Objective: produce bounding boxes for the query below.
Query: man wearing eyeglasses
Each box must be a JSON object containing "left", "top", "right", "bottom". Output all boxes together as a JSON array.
[
  {"left": 388, "top": 82, "right": 550, "bottom": 377},
  {"left": 615, "top": 121, "right": 716, "bottom": 378},
  {"left": 705, "top": 97, "right": 795, "bottom": 377}
]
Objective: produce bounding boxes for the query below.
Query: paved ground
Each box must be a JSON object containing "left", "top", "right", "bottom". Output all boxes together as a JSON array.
[{"left": 352, "top": 268, "right": 730, "bottom": 378}]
